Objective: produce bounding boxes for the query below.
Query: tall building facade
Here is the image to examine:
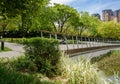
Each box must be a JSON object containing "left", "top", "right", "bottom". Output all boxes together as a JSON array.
[
  {"left": 114, "top": 9, "right": 120, "bottom": 22},
  {"left": 92, "top": 13, "right": 101, "bottom": 19},
  {"left": 102, "top": 9, "right": 114, "bottom": 22}
]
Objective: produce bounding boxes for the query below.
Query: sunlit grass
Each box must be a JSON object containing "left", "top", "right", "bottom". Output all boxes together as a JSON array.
[
  {"left": 91, "top": 50, "right": 120, "bottom": 76},
  {"left": 60, "top": 56, "right": 107, "bottom": 84}
]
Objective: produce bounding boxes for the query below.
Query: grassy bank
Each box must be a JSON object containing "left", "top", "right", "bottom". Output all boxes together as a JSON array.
[{"left": 91, "top": 50, "right": 120, "bottom": 76}]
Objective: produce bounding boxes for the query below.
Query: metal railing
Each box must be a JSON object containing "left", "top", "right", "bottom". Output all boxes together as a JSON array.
[{"left": 39, "top": 31, "right": 120, "bottom": 51}]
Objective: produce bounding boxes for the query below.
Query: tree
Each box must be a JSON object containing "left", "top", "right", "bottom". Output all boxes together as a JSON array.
[
  {"left": 76, "top": 12, "right": 101, "bottom": 37},
  {"left": 97, "top": 21, "right": 120, "bottom": 40},
  {"left": 73, "top": 12, "right": 92, "bottom": 37},
  {"left": 0, "top": 0, "right": 50, "bottom": 36},
  {"left": 88, "top": 15, "right": 101, "bottom": 36},
  {"left": 50, "top": 4, "right": 79, "bottom": 33}
]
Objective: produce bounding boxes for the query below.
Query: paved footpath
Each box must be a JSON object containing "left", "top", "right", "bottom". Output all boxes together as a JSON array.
[
  {"left": 0, "top": 42, "right": 120, "bottom": 59},
  {"left": 0, "top": 42, "right": 25, "bottom": 58}
]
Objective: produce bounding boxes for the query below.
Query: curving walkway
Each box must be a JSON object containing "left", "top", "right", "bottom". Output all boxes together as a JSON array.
[
  {"left": 0, "top": 42, "right": 120, "bottom": 59},
  {"left": 0, "top": 42, "right": 25, "bottom": 58}
]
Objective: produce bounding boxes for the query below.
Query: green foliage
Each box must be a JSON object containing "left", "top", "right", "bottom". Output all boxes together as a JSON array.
[
  {"left": 0, "top": 57, "right": 61, "bottom": 84},
  {"left": 10, "top": 56, "right": 37, "bottom": 72},
  {"left": 97, "top": 21, "right": 120, "bottom": 39},
  {"left": 0, "top": 0, "right": 49, "bottom": 17},
  {"left": 0, "top": 0, "right": 50, "bottom": 37},
  {"left": 50, "top": 4, "right": 79, "bottom": 33},
  {"left": 0, "top": 65, "right": 40, "bottom": 84},
  {"left": 78, "top": 12, "right": 101, "bottom": 36},
  {"left": 23, "top": 37, "right": 62, "bottom": 77}
]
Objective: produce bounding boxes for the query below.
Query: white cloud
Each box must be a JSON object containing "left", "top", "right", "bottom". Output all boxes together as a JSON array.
[{"left": 50, "top": 0, "right": 74, "bottom": 5}]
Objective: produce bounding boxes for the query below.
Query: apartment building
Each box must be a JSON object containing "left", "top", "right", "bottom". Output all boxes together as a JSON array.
[
  {"left": 114, "top": 9, "right": 120, "bottom": 22},
  {"left": 102, "top": 9, "right": 114, "bottom": 22}
]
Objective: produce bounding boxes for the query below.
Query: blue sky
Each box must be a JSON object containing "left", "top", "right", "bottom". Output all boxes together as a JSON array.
[{"left": 50, "top": 0, "right": 120, "bottom": 15}]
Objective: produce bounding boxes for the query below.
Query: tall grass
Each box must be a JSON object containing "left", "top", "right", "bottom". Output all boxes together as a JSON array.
[{"left": 60, "top": 56, "right": 108, "bottom": 84}]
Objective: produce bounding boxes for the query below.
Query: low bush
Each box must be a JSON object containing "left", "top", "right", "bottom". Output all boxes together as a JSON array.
[
  {"left": 0, "top": 57, "right": 61, "bottom": 84},
  {"left": 9, "top": 56, "right": 37, "bottom": 72},
  {"left": 23, "top": 37, "right": 62, "bottom": 77}
]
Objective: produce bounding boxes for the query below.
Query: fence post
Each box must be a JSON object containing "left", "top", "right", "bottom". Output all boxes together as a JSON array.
[
  {"left": 72, "top": 36, "right": 75, "bottom": 49},
  {"left": 88, "top": 37, "right": 91, "bottom": 47},
  {"left": 55, "top": 34, "right": 57, "bottom": 39},
  {"left": 50, "top": 34, "right": 52, "bottom": 39},
  {"left": 93, "top": 37, "right": 96, "bottom": 47},
  {"left": 80, "top": 36, "right": 83, "bottom": 48},
  {"left": 41, "top": 31, "right": 43, "bottom": 37},
  {"left": 102, "top": 38, "right": 104, "bottom": 46},
  {"left": 76, "top": 36, "right": 79, "bottom": 48},
  {"left": 65, "top": 36, "right": 69, "bottom": 51}
]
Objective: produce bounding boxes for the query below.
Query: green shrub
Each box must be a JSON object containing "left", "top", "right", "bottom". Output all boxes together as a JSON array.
[
  {"left": 10, "top": 56, "right": 37, "bottom": 72},
  {"left": 23, "top": 37, "right": 61, "bottom": 77}
]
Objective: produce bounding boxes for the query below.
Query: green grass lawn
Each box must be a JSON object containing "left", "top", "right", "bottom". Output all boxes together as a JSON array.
[
  {"left": 0, "top": 46, "right": 11, "bottom": 52},
  {"left": 91, "top": 50, "right": 120, "bottom": 76}
]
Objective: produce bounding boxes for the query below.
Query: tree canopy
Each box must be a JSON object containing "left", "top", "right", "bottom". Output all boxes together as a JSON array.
[
  {"left": 97, "top": 21, "right": 120, "bottom": 39},
  {"left": 0, "top": 1, "right": 119, "bottom": 40},
  {"left": 49, "top": 4, "right": 79, "bottom": 33}
]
